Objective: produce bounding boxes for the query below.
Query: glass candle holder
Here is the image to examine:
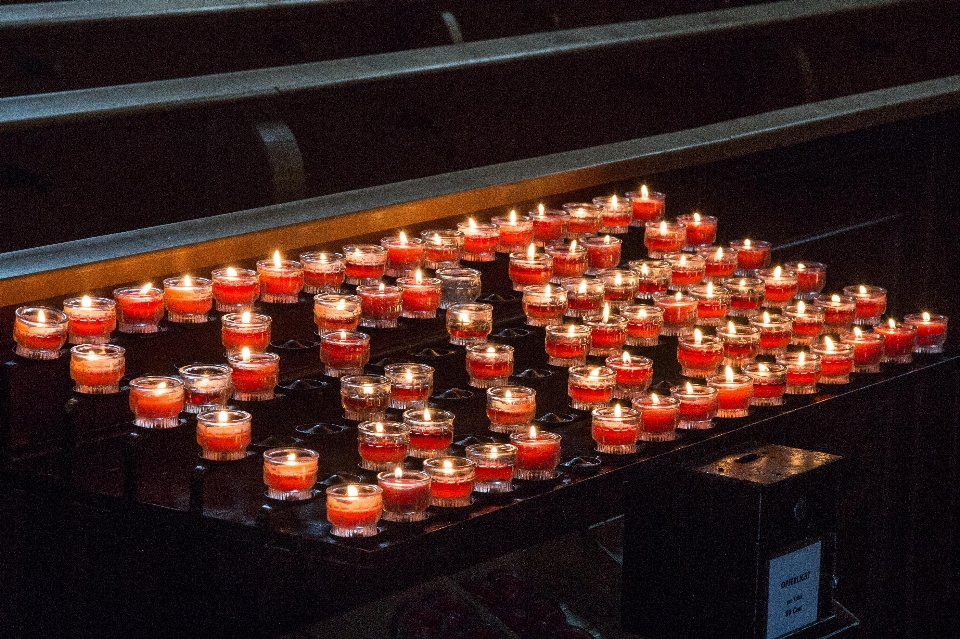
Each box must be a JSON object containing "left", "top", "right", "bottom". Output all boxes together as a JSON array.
[
  {"left": 592, "top": 404, "right": 641, "bottom": 453},
  {"left": 670, "top": 383, "right": 719, "bottom": 429},
  {"left": 904, "top": 312, "right": 948, "bottom": 354},
  {"left": 749, "top": 312, "right": 793, "bottom": 356},
  {"left": 510, "top": 429, "right": 562, "bottom": 480},
  {"left": 706, "top": 369, "right": 753, "bottom": 417},
  {"left": 457, "top": 220, "right": 499, "bottom": 262},
  {"left": 327, "top": 484, "right": 382, "bottom": 536},
  {"left": 583, "top": 312, "right": 628, "bottom": 357},
  {"left": 300, "top": 251, "right": 345, "bottom": 294},
  {"left": 568, "top": 365, "right": 617, "bottom": 410},
  {"left": 70, "top": 344, "right": 125, "bottom": 394},
  {"left": 357, "top": 421, "right": 409, "bottom": 470},
  {"left": 420, "top": 229, "right": 465, "bottom": 269},
  {"left": 716, "top": 322, "right": 761, "bottom": 367},
  {"left": 562, "top": 202, "right": 603, "bottom": 239},
  {"left": 222, "top": 312, "right": 272, "bottom": 355},
  {"left": 545, "top": 240, "right": 588, "bottom": 282},
  {"left": 397, "top": 273, "right": 443, "bottom": 319},
  {"left": 263, "top": 447, "right": 319, "bottom": 501},
  {"left": 597, "top": 269, "right": 638, "bottom": 311},
  {"left": 197, "top": 409, "right": 252, "bottom": 461},
  {"left": 227, "top": 350, "right": 279, "bottom": 401},
  {"left": 313, "top": 294, "right": 362, "bottom": 333},
  {"left": 677, "top": 332, "right": 724, "bottom": 378},
  {"left": 843, "top": 285, "right": 887, "bottom": 326},
  {"left": 775, "top": 352, "right": 822, "bottom": 394},
  {"left": 129, "top": 376, "right": 184, "bottom": 428},
  {"left": 562, "top": 277, "right": 605, "bottom": 318},
  {"left": 492, "top": 213, "right": 535, "bottom": 253},
  {"left": 785, "top": 261, "right": 827, "bottom": 300},
  {"left": 342, "top": 244, "right": 388, "bottom": 285},
  {"left": 544, "top": 324, "right": 591, "bottom": 367},
  {"left": 179, "top": 364, "right": 231, "bottom": 413},
  {"left": 486, "top": 385, "right": 536, "bottom": 433},
  {"left": 582, "top": 235, "right": 622, "bottom": 274},
  {"left": 593, "top": 195, "right": 633, "bottom": 234},
  {"left": 342, "top": 375, "right": 392, "bottom": 421},
  {"left": 664, "top": 252, "right": 706, "bottom": 292},
  {"left": 63, "top": 296, "right": 116, "bottom": 345},
  {"left": 378, "top": 469, "right": 431, "bottom": 522},
  {"left": 721, "top": 277, "right": 765, "bottom": 317},
  {"left": 114, "top": 285, "right": 164, "bottom": 334},
  {"left": 811, "top": 338, "right": 855, "bottom": 384},
  {"left": 698, "top": 246, "right": 739, "bottom": 282},
  {"left": 676, "top": 213, "right": 717, "bottom": 250},
  {"left": 690, "top": 282, "right": 731, "bottom": 326},
  {"left": 629, "top": 259, "right": 672, "bottom": 299},
  {"left": 784, "top": 301, "right": 825, "bottom": 345},
  {"left": 840, "top": 328, "right": 884, "bottom": 373},
  {"left": 813, "top": 294, "right": 857, "bottom": 335},
  {"left": 466, "top": 443, "right": 517, "bottom": 493},
  {"left": 423, "top": 457, "right": 476, "bottom": 506},
  {"left": 385, "top": 363, "right": 434, "bottom": 410},
  {"left": 163, "top": 276, "right": 213, "bottom": 323},
  {"left": 522, "top": 284, "right": 568, "bottom": 327},
  {"left": 320, "top": 329, "right": 370, "bottom": 377},
  {"left": 622, "top": 305, "right": 664, "bottom": 346},
  {"left": 508, "top": 248, "right": 553, "bottom": 291},
  {"left": 741, "top": 362, "right": 788, "bottom": 406},
  {"left": 626, "top": 187, "right": 666, "bottom": 226},
  {"left": 527, "top": 208, "right": 569, "bottom": 246},
  {"left": 757, "top": 267, "right": 798, "bottom": 309},
  {"left": 729, "top": 239, "right": 771, "bottom": 275},
  {"left": 403, "top": 408, "right": 455, "bottom": 458},
  {"left": 256, "top": 255, "right": 304, "bottom": 304},
  {"left": 653, "top": 292, "right": 698, "bottom": 336},
  {"left": 211, "top": 267, "right": 260, "bottom": 312},
  {"left": 446, "top": 303, "right": 493, "bottom": 345},
  {"left": 14, "top": 306, "right": 69, "bottom": 360},
  {"left": 644, "top": 220, "right": 686, "bottom": 258},
  {"left": 873, "top": 319, "right": 918, "bottom": 364},
  {"left": 466, "top": 343, "right": 514, "bottom": 388},
  {"left": 381, "top": 234, "right": 425, "bottom": 277},
  {"left": 437, "top": 268, "right": 482, "bottom": 309},
  {"left": 633, "top": 394, "right": 680, "bottom": 441},
  {"left": 358, "top": 284, "right": 403, "bottom": 329},
  {"left": 605, "top": 352, "right": 653, "bottom": 399}
]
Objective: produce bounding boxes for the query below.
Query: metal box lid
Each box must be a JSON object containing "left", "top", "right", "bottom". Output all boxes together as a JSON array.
[{"left": 693, "top": 444, "right": 842, "bottom": 485}]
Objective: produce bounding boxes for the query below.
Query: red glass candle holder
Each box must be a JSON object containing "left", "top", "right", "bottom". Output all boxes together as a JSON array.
[
  {"left": 227, "top": 350, "right": 280, "bottom": 401},
  {"left": 510, "top": 429, "right": 562, "bottom": 480},
  {"left": 729, "top": 239, "right": 771, "bottom": 275},
  {"left": 385, "top": 363, "right": 434, "bottom": 410},
  {"left": 593, "top": 195, "right": 633, "bottom": 234},
  {"left": 381, "top": 234, "right": 426, "bottom": 278},
  {"left": 114, "top": 285, "right": 164, "bottom": 334},
  {"left": 527, "top": 207, "right": 569, "bottom": 246},
  {"left": 741, "top": 362, "right": 787, "bottom": 406},
  {"left": 716, "top": 322, "right": 761, "bottom": 367},
  {"left": 263, "top": 447, "right": 318, "bottom": 501},
  {"left": 466, "top": 443, "right": 517, "bottom": 493},
  {"left": 629, "top": 259, "right": 672, "bottom": 299},
  {"left": 70, "top": 344, "right": 125, "bottom": 394},
  {"left": 300, "top": 251, "right": 345, "bottom": 294},
  {"left": 873, "top": 319, "right": 917, "bottom": 364},
  {"left": 446, "top": 303, "right": 493, "bottom": 345},
  {"left": 677, "top": 332, "right": 724, "bottom": 378},
  {"left": 508, "top": 249, "right": 553, "bottom": 291},
  {"left": 457, "top": 220, "right": 499, "bottom": 262},
  {"left": 420, "top": 229, "right": 465, "bottom": 269},
  {"left": 748, "top": 312, "right": 793, "bottom": 356},
  {"left": 163, "top": 276, "right": 213, "bottom": 323},
  {"left": 63, "top": 296, "right": 116, "bottom": 345},
  {"left": 342, "top": 375, "right": 392, "bottom": 422},
  {"left": 403, "top": 407, "right": 454, "bottom": 458},
  {"left": 843, "top": 285, "right": 887, "bottom": 326},
  {"left": 605, "top": 352, "right": 653, "bottom": 399},
  {"left": 211, "top": 267, "right": 260, "bottom": 313},
  {"left": 626, "top": 187, "right": 665, "bottom": 226},
  {"left": 357, "top": 420, "right": 409, "bottom": 470},
  {"left": 437, "top": 268, "right": 482, "bottom": 309},
  {"left": 706, "top": 370, "right": 753, "bottom": 417},
  {"left": 179, "top": 364, "right": 232, "bottom": 413},
  {"left": 698, "top": 246, "right": 739, "bottom": 282},
  {"left": 313, "top": 294, "right": 362, "bottom": 333},
  {"left": 544, "top": 324, "right": 591, "bottom": 367},
  {"left": 342, "top": 244, "right": 388, "bottom": 285},
  {"left": 545, "top": 240, "right": 588, "bottom": 282},
  {"left": 397, "top": 273, "right": 442, "bottom": 319},
  {"left": 784, "top": 302, "right": 825, "bottom": 346},
  {"left": 256, "top": 256, "right": 304, "bottom": 304},
  {"left": 690, "top": 282, "right": 731, "bottom": 326},
  {"left": 358, "top": 283, "right": 402, "bottom": 328},
  {"left": 664, "top": 252, "right": 706, "bottom": 292},
  {"left": 521, "top": 284, "right": 568, "bottom": 327},
  {"left": 129, "top": 376, "right": 184, "bottom": 428},
  {"left": 568, "top": 365, "right": 617, "bottom": 410},
  {"left": 320, "top": 330, "right": 371, "bottom": 377},
  {"left": 653, "top": 291, "right": 698, "bottom": 336},
  {"left": 622, "top": 304, "right": 664, "bottom": 346},
  {"left": 326, "top": 483, "right": 382, "bottom": 536},
  {"left": 597, "top": 269, "right": 638, "bottom": 311},
  {"left": 466, "top": 343, "right": 514, "bottom": 388},
  {"left": 486, "top": 385, "right": 537, "bottom": 433},
  {"left": 785, "top": 261, "right": 827, "bottom": 300},
  {"left": 721, "top": 277, "right": 765, "bottom": 317},
  {"left": 582, "top": 235, "right": 622, "bottom": 275},
  {"left": 583, "top": 313, "right": 628, "bottom": 357},
  {"left": 670, "top": 382, "right": 719, "bottom": 429},
  {"left": 197, "top": 409, "right": 252, "bottom": 461},
  {"left": 904, "top": 312, "right": 948, "bottom": 354},
  {"left": 757, "top": 267, "right": 798, "bottom": 309},
  {"left": 492, "top": 213, "right": 535, "bottom": 253},
  {"left": 676, "top": 213, "right": 717, "bottom": 250},
  {"left": 222, "top": 312, "right": 272, "bottom": 355},
  {"left": 811, "top": 338, "right": 855, "bottom": 384},
  {"left": 423, "top": 457, "right": 476, "bottom": 506},
  {"left": 633, "top": 394, "right": 680, "bottom": 441},
  {"left": 14, "top": 306, "right": 69, "bottom": 360},
  {"left": 562, "top": 202, "right": 603, "bottom": 239},
  {"left": 562, "top": 277, "right": 605, "bottom": 318},
  {"left": 592, "top": 404, "right": 641, "bottom": 453},
  {"left": 775, "top": 352, "right": 822, "bottom": 394},
  {"left": 840, "top": 328, "right": 884, "bottom": 373},
  {"left": 644, "top": 220, "right": 686, "bottom": 258},
  {"left": 378, "top": 469, "right": 431, "bottom": 522},
  {"left": 813, "top": 294, "right": 857, "bottom": 335}
]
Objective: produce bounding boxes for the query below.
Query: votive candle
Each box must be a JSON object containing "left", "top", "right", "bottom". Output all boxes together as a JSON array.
[
  {"left": 722, "top": 277, "right": 765, "bottom": 317},
  {"left": 677, "top": 329, "right": 724, "bottom": 378},
  {"left": 621, "top": 304, "right": 664, "bottom": 346},
  {"left": 626, "top": 186, "right": 665, "bottom": 226},
  {"left": 526, "top": 205, "right": 569, "bottom": 246},
  {"left": 114, "top": 284, "right": 164, "bottom": 334},
  {"left": 676, "top": 212, "right": 717, "bottom": 249},
  {"left": 840, "top": 327, "right": 884, "bottom": 373},
  {"left": 227, "top": 349, "right": 279, "bottom": 401},
  {"left": 13, "top": 306, "right": 69, "bottom": 359},
  {"left": 320, "top": 329, "right": 370, "bottom": 377},
  {"left": 583, "top": 235, "right": 622, "bottom": 274},
  {"left": 629, "top": 259, "right": 672, "bottom": 299},
  {"left": 221, "top": 312, "right": 272, "bottom": 355},
  {"left": 775, "top": 351, "right": 822, "bottom": 394},
  {"left": 605, "top": 351, "right": 653, "bottom": 399},
  {"left": 378, "top": 469, "right": 431, "bottom": 522},
  {"left": 597, "top": 269, "right": 638, "bottom": 311},
  {"left": 544, "top": 323, "right": 591, "bottom": 367},
  {"left": 63, "top": 296, "right": 116, "bottom": 345},
  {"left": 403, "top": 407, "right": 455, "bottom": 458},
  {"left": 465, "top": 343, "right": 514, "bottom": 388},
  {"left": 716, "top": 321, "right": 761, "bottom": 367},
  {"left": 521, "top": 284, "right": 568, "bottom": 327},
  {"left": 811, "top": 336, "right": 855, "bottom": 384},
  {"left": 644, "top": 220, "right": 686, "bottom": 258},
  {"left": 748, "top": 311, "right": 793, "bottom": 356},
  {"left": 583, "top": 306, "right": 628, "bottom": 356},
  {"left": 785, "top": 261, "right": 827, "bottom": 300},
  {"left": 563, "top": 202, "right": 603, "bottom": 239},
  {"left": 466, "top": 443, "right": 517, "bottom": 493},
  {"left": 784, "top": 301, "right": 825, "bottom": 346},
  {"left": 699, "top": 246, "right": 739, "bottom": 282},
  {"left": 179, "top": 363, "right": 232, "bottom": 412},
  {"left": 813, "top": 293, "right": 857, "bottom": 335},
  {"left": 129, "top": 376, "right": 184, "bottom": 428},
  {"left": 300, "top": 251, "right": 345, "bottom": 294},
  {"left": 381, "top": 232, "right": 425, "bottom": 277},
  {"left": 757, "top": 266, "right": 798, "bottom": 309},
  {"left": 446, "top": 303, "right": 493, "bottom": 345},
  {"left": 420, "top": 229, "right": 464, "bottom": 269},
  {"left": 314, "top": 294, "right": 362, "bottom": 333},
  {"left": 326, "top": 483, "right": 382, "bottom": 536},
  {"left": 457, "top": 219, "right": 499, "bottom": 262},
  {"left": 671, "top": 382, "right": 719, "bottom": 429},
  {"left": 163, "top": 275, "right": 213, "bottom": 323},
  {"left": 653, "top": 291, "right": 698, "bottom": 336},
  {"left": 385, "top": 363, "right": 434, "bottom": 410},
  {"left": 568, "top": 366, "right": 617, "bottom": 410},
  {"left": 633, "top": 393, "right": 680, "bottom": 441},
  {"left": 706, "top": 367, "right": 753, "bottom": 417},
  {"left": 729, "top": 239, "right": 771, "bottom": 275},
  {"left": 211, "top": 267, "right": 260, "bottom": 312},
  {"left": 264, "top": 447, "right": 318, "bottom": 501},
  {"left": 342, "top": 244, "right": 388, "bottom": 285},
  {"left": 492, "top": 210, "right": 535, "bottom": 253},
  {"left": 197, "top": 409, "right": 252, "bottom": 461},
  {"left": 342, "top": 376, "right": 392, "bottom": 422},
  {"left": 592, "top": 404, "right": 641, "bottom": 453},
  {"left": 510, "top": 427, "right": 562, "bottom": 480},
  {"left": 593, "top": 195, "right": 633, "bottom": 234},
  {"left": 256, "top": 251, "right": 304, "bottom": 304},
  {"left": 486, "top": 385, "right": 537, "bottom": 433},
  {"left": 741, "top": 362, "right": 787, "bottom": 406},
  {"left": 903, "top": 312, "right": 948, "bottom": 354},
  {"left": 545, "top": 239, "right": 588, "bottom": 282},
  {"left": 690, "top": 282, "right": 731, "bottom": 326},
  {"left": 437, "top": 268, "right": 482, "bottom": 309},
  {"left": 873, "top": 318, "right": 917, "bottom": 364},
  {"left": 843, "top": 285, "right": 887, "bottom": 326},
  {"left": 397, "top": 271, "right": 443, "bottom": 319},
  {"left": 562, "top": 277, "right": 605, "bottom": 318},
  {"left": 423, "top": 457, "right": 475, "bottom": 506},
  {"left": 508, "top": 245, "right": 553, "bottom": 291},
  {"left": 357, "top": 421, "right": 409, "bottom": 470},
  {"left": 70, "top": 344, "right": 125, "bottom": 394}
]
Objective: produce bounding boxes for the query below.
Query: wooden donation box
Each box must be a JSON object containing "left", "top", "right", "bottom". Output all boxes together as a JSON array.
[{"left": 624, "top": 444, "right": 847, "bottom": 639}]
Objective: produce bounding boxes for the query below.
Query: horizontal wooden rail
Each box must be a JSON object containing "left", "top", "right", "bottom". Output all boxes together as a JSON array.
[
  {"left": 1, "top": 74, "right": 958, "bottom": 307},
  {"left": 0, "top": 0, "right": 909, "bottom": 131}
]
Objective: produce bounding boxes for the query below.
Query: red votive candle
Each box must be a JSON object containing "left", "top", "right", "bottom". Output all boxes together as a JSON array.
[
  {"left": 342, "top": 244, "right": 388, "bottom": 285},
  {"left": 690, "top": 282, "right": 731, "bottom": 326},
  {"left": 378, "top": 469, "right": 431, "bottom": 522},
  {"left": 699, "top": 246, "right": 739, "bottom": 282},
  {"left": 671, "top": 382, "right": 719, "bottom": 429},
  {"left": 63, "top": 296, "right": 116, "bottom": 345},
  {"left": 227, "top": 349, "right": 279, "bottom": 401},
  {"left": 403, "top": 407, "right": 454, "bottom": 459},
  {"left": 716, "top": 321, "right": 761, "bottom": 368},
  {"left": 357, "top": 420, "right": 409, "bottom": 470},
  {"left": 424, "top": 457, "right": 476, "bottom": 506},
  {"left": 629, "top": 259, "right": 672, "bottom": 299},
  {"left": 583, "top": 235, "right": 622, "bottom": 275},
  {"left": 342, "top": 375, "right": 392, "bottom": 422},
  {"left": 749, "top": 311, "right": 793, "bottom": 356},
  {"left": 593, "top": 195, "right": 633, "bottom": 234},
  {"left": 509, "top": 245, "right": 553, "bottom": 291},
  {"left": 397, "top": 270, "right": 442, "bottom": 319},
  {"left": 114, "top": 284, "right": 164, "bottom": 334},
  {"left": 446, "top": 303, "right": 493, "bottom": 345},
  {"left": 522, "top": 284, "right": 568, "bottom": 327},
  {"left": 562, "top": 277, "right": 605, "bottom": 318},
  {"left": 300, "top": 251, "right": 345, "bottom": 294},
  {"left": 196, "top": 409, "right": 252, "bottom": 461},
  {"left": 605, "top": 352, "right": 654, "bottom": 399},
  {"left": 785, "top": 261, "right": 827, "bottom": 300},
  {"left": 626, "top": 186, "right": 665, "bottom": 226},
  {"left": 904, "top": 312, "right": 948, "bottom": 354},
  {"left": 457, "top": 219, "right": 499, "bottom": 262},
  {"left": 775, "top": 351, "right": 822, "bottom": 394},
  {"left": 13, "top": 306, "right": 69, "bottom": 360},
  {"left": 840, "top": 327, "right": 884, "bottom": 373},
  {"left": 633, "top": 393, "right": 680, "bottom": 441},
  {"left": 385, "top": 363, "right": 434, "bottom": 410},
  {"left": 677, "top": 330, "right": 723, "bottom": 378},
  {"left": 179, "top": 364, "right": 232, "bottom": 412},
  {"left": 757, "top": 266, "right": 798, "bottom": 309},
  {"left": 597, "top": 269, "right": 639, "bottom": 311},
  {"left": 813, "top": 294, "right": 857, "bottom": 335},
  {"left": 326, "top": 483, "right": 382, "bottom": 536},
  {"left": 784, "top": 301, "right": 825, "bottom": 346},
  {"left": 544, "top": 324, "right": 591, "bottom": 367},
  {"left": 466, "top": 443, "right": 517, "bottom": 493},
  {"left": 510, "top": 427, "right": 562, "bottom": 480},
  {"left": 568, "top": 366, "right": 617, "bottom": 410},
  {"left": 381, "top": 232, "right": 426, "bottom": 277},
  {"left": 811, "top": 337, "right": 855, "bottom": 384},
  {"left": 129, "top": 376, "right": 184, "bottom": 428},
  {"left": 320, "top": 329, "right": 370, "bottom": 377},
  {"left": 466, "top": 343, "right": 514, "bottom": 388},
  {"left": 722, "top": 277, "right": 765, "bottom": 317},
  {"left": 653, "top": 291, "right": 698, "bottom": 336},
  {"left": 222, "top": 312, "right": 272, "bottom": 355},
  {"left": 358, "top": 283, "right": 402, "bottom": 329},
  {"left": 163, "top": 275, "right": 213, "bottom": 323},
  {"left": 644, "top": 220, "right": 686, "bottom": 258},
  {"left": 843, "top": 285, "right": 887, "bottom": 326},
  {"left": 664, "top": 252, "right": 706, "bottom": 292},
  {"left": 70, "top": 344, "right": 125, "bottom": 394},
  {"left": 583, "top": 308, "right": 629, "bottom": 357},
  {"left": 256, "top": 252, "right": 304, "bottom": 304},
  {"left": 729, "top": 239, "right": 771, "bottom": 275},
  {"left": 706, "top": 367, "right": 753, "bottom": 417},
  {"left": 741, "top": 362, "right": 787, "bottom": 406},
  {"left": 314, "top": 294, "right": 362, "bottom": 333},
  {"left": 676, "top": 212, "right": 718, "bottom": 249},
  {"left": 420, "top": 229, "right": 464, "bottom": 269},
  {"left": 873, "top": 318, "right": 917, "bottom": 364},
  {"left": 211, "top": 267, "right": 261, "bottom": 313},
  {"left": 563, "top": 202, "right": 603, "bottom": 239},
  {"left": 492, "top": 211, "right": 535, "bottom": 253},
  {"left": 622, "top": 304, "right": 664, "bottom": 346},
  {"left": 486, "top": 385, "right": 537, "bottom": 433},
  {"left": 527, "top": 206, "right": 569, "bottom": 246},
  {"left": 264, "top": 447, "right": 318, "bottom": 501},
  {"left": 545, "top": 240, "right": 588, "bottom": 282},
  {"left": 592, "top": 404, "right": 641, "bottom": 454}
]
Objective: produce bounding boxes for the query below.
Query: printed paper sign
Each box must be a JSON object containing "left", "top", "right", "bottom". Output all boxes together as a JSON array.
[{"left": 766, "top": 540, "right": 821, "bottom": 639}]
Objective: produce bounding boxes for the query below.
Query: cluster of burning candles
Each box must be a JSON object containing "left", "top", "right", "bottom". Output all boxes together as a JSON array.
[{"left": 11, "top": 186, "right": 950, "bottom": 538}]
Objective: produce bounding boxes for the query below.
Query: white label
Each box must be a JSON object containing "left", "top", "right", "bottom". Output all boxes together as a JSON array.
[{"left": 766, "top": 540, "right": 821, "bottom": 639}]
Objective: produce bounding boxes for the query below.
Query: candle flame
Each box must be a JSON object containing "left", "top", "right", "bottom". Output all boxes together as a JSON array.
[
  {"left": 241, "top": 311, "right": 251, "bottom": 323},
  {"left": 715, "top": 247, "right": 724, "bottom": 259},
  {"left": 922, "top": 312, "right": 931, "bottom": 321},
  {"left": 405, "top": 368, "right": 413, "bottom": 383},
  {"left": 458, "top": 310, "right": 469, "bottom": 323},
  {"left": 694, "top": 328, "right": 703, "bottom": 344},
  {"left": 432, "top": 233, "right": 442, "bottom": 245},
  {"left": 218, "top": 410, "right": 229, "bottom": 423},
  {"left": 399, "top": 231, "right": 407, "bottom": 244},
  {"left": 773, "top": 266, "right": 782, "bottom": 278},
  {"left": 589, "top": 368, "right": 600, "bottom": 378},
  {"left": 614, "top": 272, "right": 622, "bottom": 287},
  {"left": 650, "top": 392, "right": 659, "bottom": 404},
  {"left": 415, "top": 269, "right": 423, "bottom": 284},
  {"left": 468, "top": 218, "right": 477, "bottom": 229},
  {"left": 491, "top": 446, "right": 499, "bottom": 459},
  {"left": 758, "top": 363, "right": 769, "bottom": 372},
  {"left": 679, "top": 254, "right": 687, "bottom": 267},
  {"left": 319, "top": 253, "right": 328, "bottom": 263},
  {"left": 375, "top": 422, "right": 384, "bottom": 432},
  {"left": 725, "top": 366, "right": 734, "bottom": 382},
  {"left": 744, "top": 239, "right": 752, "bottom": 248},
  {"left": 888, "top": 318, "right": 896, "bottom": 329},
  {"left": 378, "top": 282, "right": 385, "bottom": 292},
  {"left": 640, "top": 185, "right": 649, "bottom": 198},
  {"left": 158, "top": 381, "right": 167, "bottom": 389},
  {"left": 81, "top": 295, "right": 92, "bottom": 307},
  {"left": 623, "top": 351, "right": 632, "bottom": 364},
  {"left": 241, "top": 347, "right": 251, "bottom": 362},
  {"left": 140, "top": 283, "right": 153, "bottom": 295},
  {"left": 638, "top": 307, "right": 647, "bottom": 319},
  {"left": 602, "top": 303, "right": 610, "bottom": 323},
  {"left": 797, "top": 301, "right": 806, "bottom": 314},
  {"left": 693, "top": 212, "right": 701, "bottom": 222},
  {"left": 706, "top": 281, "right": 714, "bottom": 296},
  {"left": 569, "top": 240, "right": 578, "bottom": 254},
  {"left": 614, "top": 403, "right": 622, "bottom": 417},
  {"left": 423, "top": 407, "right": 431, "bottom": 420},
  {"left": 739, "top": 278, "right": 747, "bottom": 287},
  {"left": 832, "top": 294, "right": 841, "bottom": 303},
  {"left": 363, "top": 384, "right": 374, "bottom": 395},
  {"left": 336, "top": 299, "right": 346, "bottom": 311},
  {"left": 340, "top": 330, "right": 347, "bottom": 340},
  {"left": 824, "top": 336, "right": 835, "bottom": 351},
  {"left": 578, "top": 279, "right": 588, "bottom": 294},
  {"left": 527, "top": 243, "right": 536, "bottom": 259},
  {"left": 509, "top": 209, "right": 517, "bottom": 223},
  {"left": 529, "top": 425, "right": 538, "bottom": 438},
  {"left": 798, "top": 351, "right": 806, "bottom": 364},
  {"left": 659, "top": 221, "right": 668, "bottom": 235},
  {"left": 273, "top": 250, "right": 282, "bottom": 267},
  {"left": 763, "top": 311, "right": 771, "bottom": 323},
  {"left": 538, "top": 203, "right": 545, "bottom": 215},
  {"left": 286, "top": 453, "right": 297, "bottom": 463},
  {"left": 545, "top": 284, "right": 552, "bottom": 295},
  {"left": 727, "top": 321, "right": 735, "bottom": 334},
  {"left": 395, "top": 467, "right": 403, "bottom": 479},
  {"left": 567, "top": 324, "right": 576, "bottom": 336},
  {"left": 443, "top": 459, "right": 454, "bottom": 474},
  {"left": 38, "top": 309, "right": 45, "bottom": 322},
  {"left": 675, "top": 292, "right": 682, "bottom": 302},
  {"left": 854, "top": 327, "right": 863, "bottom": 338},
  {"left": 640, "top": 263, "right": 649, "bottom": 275},
  {"left": 486, "top": 346, "right": 495, "bottom": 354},
  {"left": 859, "top": 285, "right": 867, "bottom": 295},
  {"left": 686, "top": 381, "right": 694, "bottom": 393},
  {"left": 603, "top": 235, "right": 611, "bottom": 245},
  {"left": 227, "top": 267, "right": 238, "bottom": 277},
  {"left": 184, "top": 274, "right": 192, "bottom": 286},
  {"left": 347, "top": 484, "right": 359, "bottom": 497},
  {"left": 796, "top": 263, "right": 805, "bottom": 271}
]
